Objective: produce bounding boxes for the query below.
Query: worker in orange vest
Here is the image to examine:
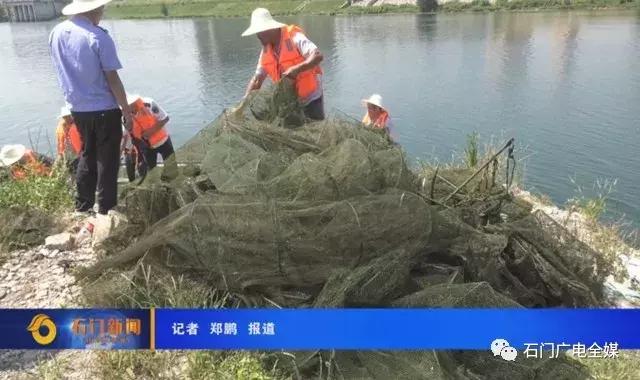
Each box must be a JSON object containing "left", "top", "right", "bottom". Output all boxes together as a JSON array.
[
  {"left": 0, "top": 144, "right": 53, "bottom": 180},
  {"left": 242, "top": 8, "right": 325, "bottom": 121},
  {"left": 56, "top": 106, "right": 83, "bottom": 174},
  {"left": 126, "top": 94, "right": 177, "bottom": 178},
  {"left": 362, "top": 94, "right": 396, "bottom": 141}
]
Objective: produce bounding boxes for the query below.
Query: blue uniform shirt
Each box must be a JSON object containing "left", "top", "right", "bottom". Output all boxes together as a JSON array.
[{"left": 49, "top": 16, "right": 122, "bottom": 112}]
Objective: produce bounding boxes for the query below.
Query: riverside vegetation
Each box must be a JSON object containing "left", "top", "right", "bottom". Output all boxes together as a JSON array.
[{"left": 102, "top": 0, "right": 640, "bottom": 20}]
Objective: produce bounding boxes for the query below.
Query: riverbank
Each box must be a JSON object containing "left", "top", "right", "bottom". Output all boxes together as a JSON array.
[
  {"left": 1, "top": 178, "right": 639, "bottom": 378},
  {"left": 104, "top": 0, "right": 639, "bottom": 19},
  {"left": 1, "top": 133, "right": 639, "bottom": 378}
]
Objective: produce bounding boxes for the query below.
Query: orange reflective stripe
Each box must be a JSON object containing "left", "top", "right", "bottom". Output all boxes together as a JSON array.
[
  {"left": 68, "top": 123, "right": 82, "bottom": 155},
  {"left": 131, "top": 98, "right": 167, "bottom": 147},
  {"left": 260, "top": 25, "right": 322, "bottom": 101},
  {"left": 56, "top": 122, "right": 66, "bottom": 155}
]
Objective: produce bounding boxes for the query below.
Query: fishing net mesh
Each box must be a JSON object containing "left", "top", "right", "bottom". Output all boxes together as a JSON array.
[{"left": 81, "top": 81, "right": 607, "bottom": 379}]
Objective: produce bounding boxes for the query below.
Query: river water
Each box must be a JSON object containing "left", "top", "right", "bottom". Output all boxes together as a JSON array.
[{"left": 1, "top": 11, "right": 639, "bottom": 225}]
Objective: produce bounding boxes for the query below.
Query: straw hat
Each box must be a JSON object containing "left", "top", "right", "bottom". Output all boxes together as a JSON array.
[
  {"left": 241, "top": 8, "right": 286, "bottom": 37},
  {"left": 58, "top": 106, "right": 71, "bottom": 119},
  {"left": 362, "top": 94, "right": 386, "bottom": 111},
  {"left": 0, "top": 144, "right": 27, "bottom": 167},
  {"left": 62, "top": 0, "right": 112, "bottom": 16}
]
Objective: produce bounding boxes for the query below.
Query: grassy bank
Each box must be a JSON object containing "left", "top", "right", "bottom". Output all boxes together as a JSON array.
[
  {"left": 0, "top": 162, "right": 73, "bottom": 259},
  {"left": 104, "top": 0, "right": 639, "bottom": 19},
  {"left": 105, "top": 0, "right": 346, "bottom": 19},
  {"left": 440, "top": 0, "right": 639, "bottom": 12}
]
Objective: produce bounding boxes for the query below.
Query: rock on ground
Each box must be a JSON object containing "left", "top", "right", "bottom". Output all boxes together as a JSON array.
[
  {"left": 44, "top": 233, "right": 74, "bottom": 252},
  {"left": 0, "top": 223, "right": 98, "bottom": 379}
]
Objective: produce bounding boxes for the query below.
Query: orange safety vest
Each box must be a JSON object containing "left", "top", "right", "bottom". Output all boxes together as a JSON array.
[
  {"left": 56, "top": 120, "right": 83, "bottom": 156},
  {"left": 11, "top": 150, "right": 51, "bottom": 180},
  {"left": 260, "top": 25, "right": 323, "bottom": 102},
  {"left": 130, "top": 98, "right": 168, "bottom": 148},
  {"left": 362, "top": 111, "right": 390, "bottom": 130}
]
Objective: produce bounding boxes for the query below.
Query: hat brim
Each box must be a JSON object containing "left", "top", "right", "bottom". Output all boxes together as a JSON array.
[
  {"left": 0, "top": 145, "right": 26, "bottom": 168},
  {"left": 362, "top": 99, "right": 385, "bottom": 110},
  {"left": 241, "top": 20, "right": 286, "bottom": 37},
  {"left": 0, "top": 157, "right": 21, "bottom": 167},
  {"left": 62, "top": 0, "right": 113, "bottom": 16}
]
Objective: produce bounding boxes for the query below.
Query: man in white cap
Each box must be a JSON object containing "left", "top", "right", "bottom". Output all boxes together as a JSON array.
[
  {"left": 242, "top": 8, "right": 325, "bottom": 121},
  {"left": 49, "top": 0, "right": 132, "bottom": 215},
  {"left": 362, "top": 93, "right": 396, "bottom": 140}
]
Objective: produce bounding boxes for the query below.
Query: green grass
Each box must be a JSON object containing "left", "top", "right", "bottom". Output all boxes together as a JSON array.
[
  {"left": 577, "top": 350, "right": 640, "bottom": 380},
  {"left": 105, "top": 0, "right": 344, "bottom": 19},
  {"left": 340, "top": 4, "right": 421, "bottom": 14},
  {"left": 33, "top": 355, "right": 71, "bottom": 380},
  {"left": 440, "top": 0, "right": 639, "bottom": 12},
  {"left": 0, "top": 161, "right": 74, "bottom": 213},
  {"left": 464, "top": 132, "right": 479, "bottom": 169},
  {"left": 567, "top": 177, "right": 617, "bottom": 223},
  {"left": 93, "top": 350, "right": 283, "bottom": 380},
  {"left": 0, "top": 161, "right": 73, "bottom": 256},
  {"left": 80, "top": 266, "right": 284, "bottom": 379},
  {"left": 104, "top": 0, "right": 639, "bottom": 19}
]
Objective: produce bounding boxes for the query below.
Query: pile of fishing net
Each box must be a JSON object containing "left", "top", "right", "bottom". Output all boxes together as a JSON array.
[{"left": 82, "top": 81, "right": 611, "bottom": 379}]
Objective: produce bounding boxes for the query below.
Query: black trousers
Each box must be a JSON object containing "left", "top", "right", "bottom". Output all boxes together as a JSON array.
[
  {"left": 304, "top": 96, "right": 325, "bottom": 121},
  {"left": 143, "top": 137, "right": 175, "bottom": 170},
  {"left": 144, "top": 137, "right": 178, "bottom": 180},
  {"left": 125, "top": 138, "right": 148, "bottom": 182},
  {"left": 72, "top": 109, "right": 123, "bottom": 214}
]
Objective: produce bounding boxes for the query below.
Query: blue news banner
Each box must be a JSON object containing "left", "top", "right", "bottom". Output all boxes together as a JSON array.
[{"left": 1, "top": 309, "right": 639, "bottom": 350}]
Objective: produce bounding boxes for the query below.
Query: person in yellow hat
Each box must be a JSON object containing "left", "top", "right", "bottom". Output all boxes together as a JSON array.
[{"left": 242, "top": 8, "right": 325, "bottom": 121}]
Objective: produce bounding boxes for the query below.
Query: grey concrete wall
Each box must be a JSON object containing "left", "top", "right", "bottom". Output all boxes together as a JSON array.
[
  {"left": 34, "top": 1, "right": 57, "bottom": 20},
  {"left": 3, "top": 1, "right": 62, "bottom": 22}
]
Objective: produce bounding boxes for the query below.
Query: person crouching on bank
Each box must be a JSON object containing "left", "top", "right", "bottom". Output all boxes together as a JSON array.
[{"left": 126, "top": 94, "right": 178, "bottom": 179}]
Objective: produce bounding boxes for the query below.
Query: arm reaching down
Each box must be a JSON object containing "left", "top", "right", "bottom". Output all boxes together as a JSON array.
[{"left": 244, "top": 74, "right": 266, "bottom": 98}]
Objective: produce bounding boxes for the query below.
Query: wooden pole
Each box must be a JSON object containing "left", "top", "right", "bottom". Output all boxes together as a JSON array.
[{"left": 441, "top": 138, "right": 514, "bottom": 204}]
